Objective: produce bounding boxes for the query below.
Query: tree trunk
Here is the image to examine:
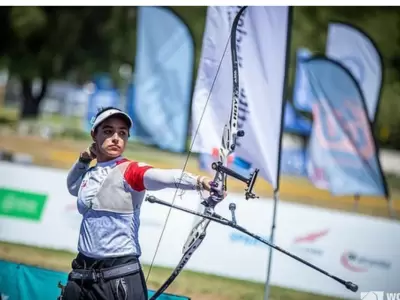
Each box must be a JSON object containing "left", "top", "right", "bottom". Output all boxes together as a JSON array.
[{"left": 20, "top": 77, "right": 48, "bottom": 120}]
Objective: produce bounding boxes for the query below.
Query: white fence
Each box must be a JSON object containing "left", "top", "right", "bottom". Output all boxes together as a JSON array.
[{"left": 0, "top": 161, "right": 399, "bottom": 299}]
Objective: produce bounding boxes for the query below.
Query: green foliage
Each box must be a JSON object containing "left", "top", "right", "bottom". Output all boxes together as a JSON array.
[
  {"left": 10, "top": 7, "right": 47, "bottom": 39},
  {"left": 0, "top": 7, "right": 137, "bottom": 85},
  {"left": 1, "top": 6, "right": 400, "bottom": 146}
]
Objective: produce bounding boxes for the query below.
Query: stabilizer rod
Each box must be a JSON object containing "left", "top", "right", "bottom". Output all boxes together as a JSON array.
[{"left": 145, "top": 195, "right": 358, "bottom": 293}]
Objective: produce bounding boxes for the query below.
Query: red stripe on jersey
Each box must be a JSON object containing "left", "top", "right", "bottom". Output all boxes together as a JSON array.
[
  {"left": 124, "top": 161, "right": 153, "bottom": 192},
  {"left": 116, "top": 158, "right": 130, "bottom": 166}
]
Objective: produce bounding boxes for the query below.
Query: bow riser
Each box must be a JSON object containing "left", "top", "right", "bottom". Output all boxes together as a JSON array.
[
  {"left": 230, "top": 69, "right": 240, "bottom": 142},
  {"left": 182, "top": 218, "right": 210, "bottom": 253},
  {"left": 205, "top": 6, "right": 247, "bottom": 207}
]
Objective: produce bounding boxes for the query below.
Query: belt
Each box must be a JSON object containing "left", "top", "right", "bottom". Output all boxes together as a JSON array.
[{"left": 69, "top": 261, "right": 141, "bottom": 282}]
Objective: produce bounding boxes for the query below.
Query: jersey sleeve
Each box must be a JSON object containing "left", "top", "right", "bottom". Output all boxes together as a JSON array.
[
  {"left": 67, "top": 159, "right": 90, "bottom": 196},
  {"left": 124, "top": 162, "right": 154, "bottom": 192},
  {"left": 142, "top": 168, "right": 200, "bottom": 191}
]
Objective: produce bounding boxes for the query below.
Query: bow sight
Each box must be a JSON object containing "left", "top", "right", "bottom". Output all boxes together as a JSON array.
[
  {"left": 205, "top": 126, "right": 259, "bottom": 207},
  {"left": 211, "top": 161, "right": 259, "bottom": 200}
]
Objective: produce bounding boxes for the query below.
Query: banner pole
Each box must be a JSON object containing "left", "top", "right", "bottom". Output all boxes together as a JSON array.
[
  {"left": 263, "top": 188, "right": 279, "bottom": 300},
  {"left": 353, "top": 194, "right": 360, "bottom": 212},
  {"left": 387, "top": 197, "right": 397, "bottom": 219}
]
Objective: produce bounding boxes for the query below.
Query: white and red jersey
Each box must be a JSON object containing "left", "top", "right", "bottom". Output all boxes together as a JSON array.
[{"left": 66, "top": 156, "right": 200, "bottom": 259}]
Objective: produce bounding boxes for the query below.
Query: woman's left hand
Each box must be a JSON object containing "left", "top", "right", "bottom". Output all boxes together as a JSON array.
[
  {"left": 197, "top": 176, "right": 227, "bottom": 198},
  {"left": 198, "top": 176, "right": 212, "bottom": 191}
]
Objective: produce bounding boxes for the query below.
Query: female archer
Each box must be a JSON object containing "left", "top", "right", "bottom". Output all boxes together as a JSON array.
[{"left": 61, "top": 106, "right": 213, "bottom": 300}]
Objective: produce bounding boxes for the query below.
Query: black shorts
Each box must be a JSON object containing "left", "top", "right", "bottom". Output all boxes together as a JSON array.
[{"left": 60, "top": 253, "right": 148, "bottom": 300}]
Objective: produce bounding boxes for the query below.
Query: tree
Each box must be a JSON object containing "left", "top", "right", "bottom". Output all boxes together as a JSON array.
[
  {"left": 2, "top": 6, "right": 400, "bottom": 147},
  {"left": 0, "top": 7, "right": 138, "bottom": 119}
]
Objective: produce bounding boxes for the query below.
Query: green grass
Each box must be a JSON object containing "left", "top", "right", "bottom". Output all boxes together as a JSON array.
[{"left": 0, "top": 241, "right": 344, "bottom": 300}]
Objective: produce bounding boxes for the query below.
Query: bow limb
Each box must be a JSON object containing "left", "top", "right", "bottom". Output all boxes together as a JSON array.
[{"left": 147, "top": 6, "right": 249, "bottom": 300}]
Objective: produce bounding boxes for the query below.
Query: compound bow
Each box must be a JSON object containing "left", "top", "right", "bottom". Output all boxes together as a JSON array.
[{"left": 146, "top": 6, "right": 259, "bottom": 299}]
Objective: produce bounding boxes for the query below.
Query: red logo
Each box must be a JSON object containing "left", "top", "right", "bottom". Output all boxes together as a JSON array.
[
  {"left": 340, "top": 251, "right": 368, "bottom": 272},
  {"left": 313, "top": 101, "right": 375, "bottom": 164},
  {"left": 291, "top": 229, "right": 329, "bottom": 259},
  {"left": 293, "top": 229, "right": 329, "bottom": 244},
  {"left": 340, "top": 251, "right": 390, "bottom": 273}
]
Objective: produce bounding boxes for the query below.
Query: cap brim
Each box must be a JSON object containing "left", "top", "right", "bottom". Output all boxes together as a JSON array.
[{"left": 91, "top": 109, "right": 133, "bottom": 132}]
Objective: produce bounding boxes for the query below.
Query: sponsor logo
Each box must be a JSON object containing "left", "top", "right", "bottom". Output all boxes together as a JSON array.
[
  {"left": 290, "top": 229, "right": 329, "bottom": 260},
  {"left": 341, "top": 251, "right": 391, "bottom": 272},
  {"left": 230, "top": 229, "right": 329, "bottom": 254},
  {"left": 293, "top": 229, "right": 329, "bottom": 244},
  {"left": 360, "top": 291, "right": 400, "bottom": 300},
  {"left": 361, "top": 291, "right": 384, "bottom": 300},
  {"left": 0, "top": 187, "right": 47, "bottom": 221},
  {"left": 229, "top": 229, "right": 328, "bottom": 259},
  {"left": 230, "top": 231, "right": 269, "bottom": 247}
]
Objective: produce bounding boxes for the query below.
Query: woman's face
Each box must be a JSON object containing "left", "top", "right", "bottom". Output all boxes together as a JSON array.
[{"left": 92, "top": 116, "right": 129, "bottom": 159}]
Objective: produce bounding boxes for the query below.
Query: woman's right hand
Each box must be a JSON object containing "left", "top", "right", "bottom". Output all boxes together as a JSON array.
[{"left": 80, "top": 143, "right": 97, "bottom": 161}]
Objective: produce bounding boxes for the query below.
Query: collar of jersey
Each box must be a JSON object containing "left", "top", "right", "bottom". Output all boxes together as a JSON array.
[{"left": 96, "top": 156, "right": 125, "bottom": 168}]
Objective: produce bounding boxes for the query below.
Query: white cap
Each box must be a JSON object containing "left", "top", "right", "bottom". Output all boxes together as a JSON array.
[{"left": 91, "top": 109, "right": 133, "bottom": 132}]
